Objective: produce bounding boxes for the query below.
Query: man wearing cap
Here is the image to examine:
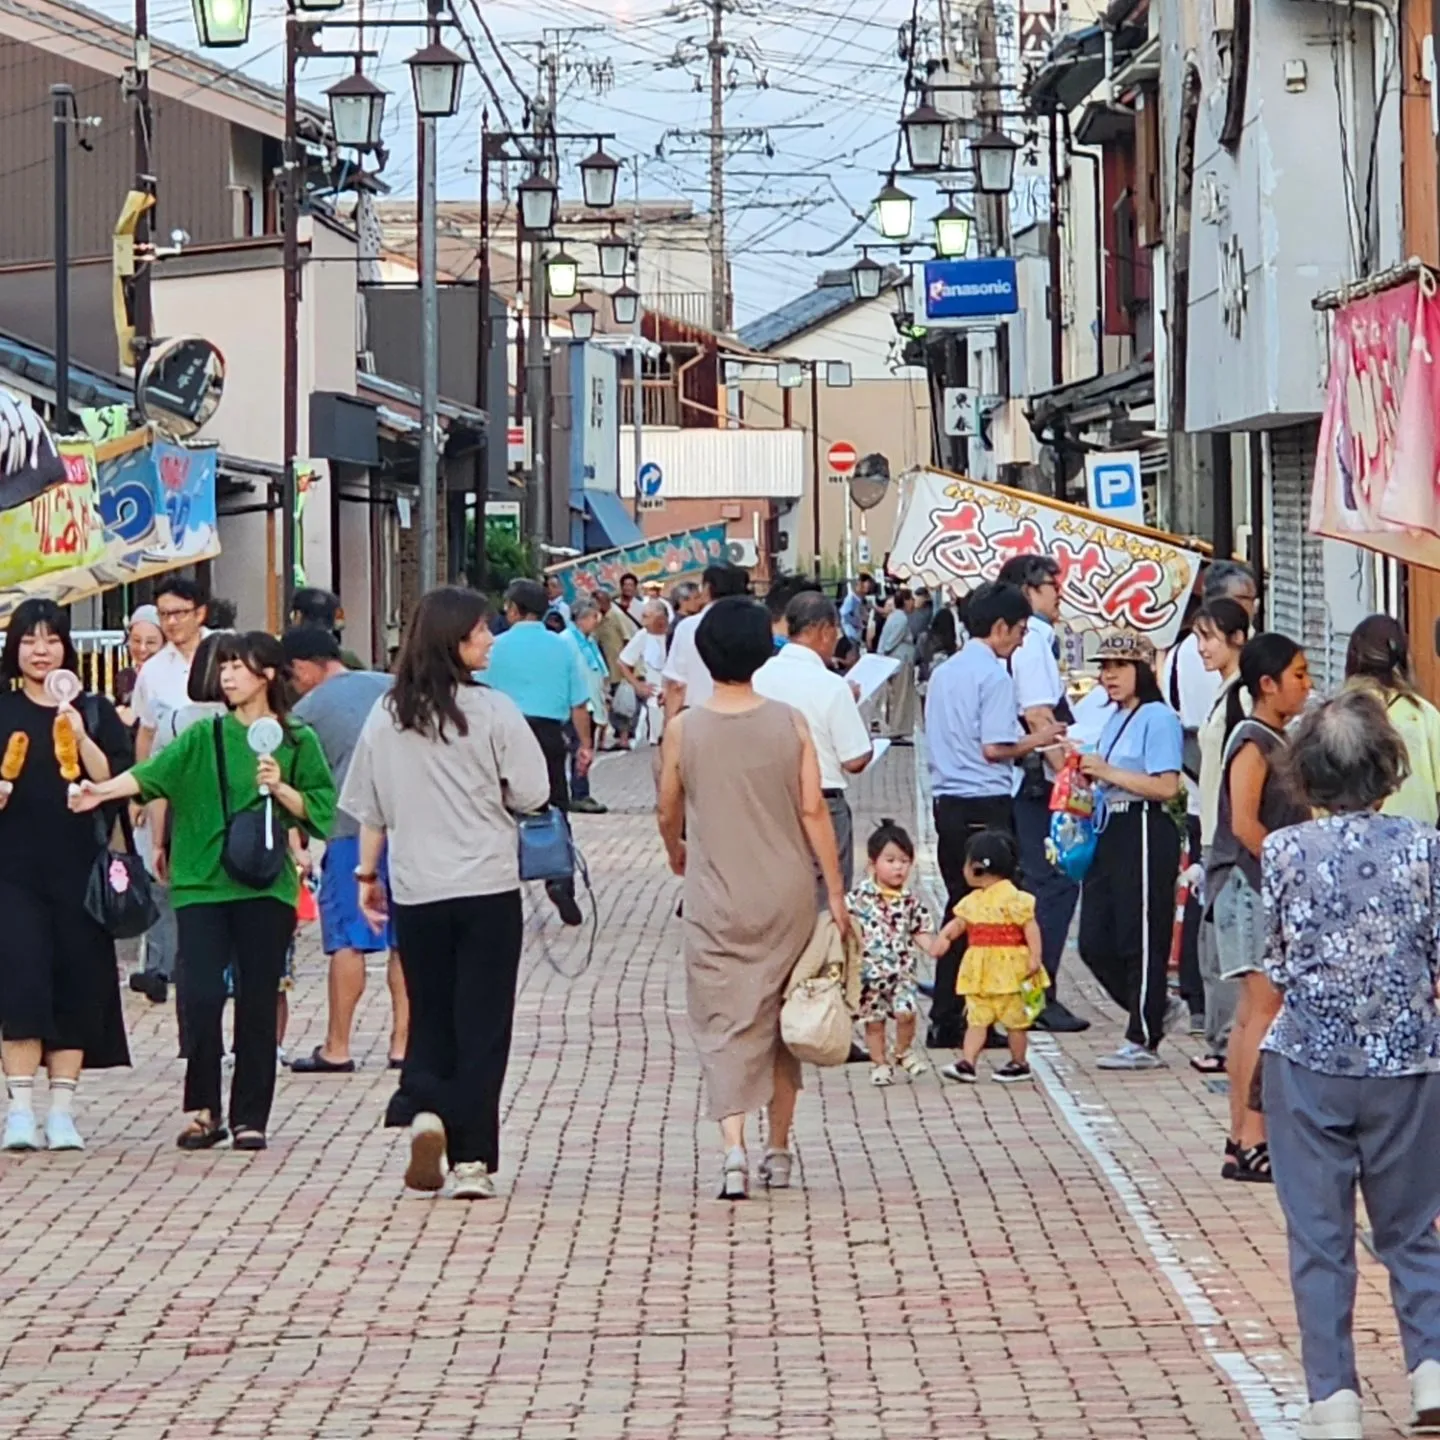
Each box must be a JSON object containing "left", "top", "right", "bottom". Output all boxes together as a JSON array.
[
  {"left": 997, "top": 554, "right": 1089, "bottom": 1034},
  {"left": 283, "top": 627, "right": 408, "bottom": 1072}
]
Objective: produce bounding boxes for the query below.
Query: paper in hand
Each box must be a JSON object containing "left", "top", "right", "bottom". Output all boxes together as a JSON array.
[{"left": 849, "top": 653, "right": 901, "bottom": 706}]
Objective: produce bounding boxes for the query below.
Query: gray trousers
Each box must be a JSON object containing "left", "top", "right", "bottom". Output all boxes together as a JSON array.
[
  {"left": 816, "top": 792, "right": 854, "bottom": 909},
  {"left": 1265, "top": 1054, "right": 1440, "bottom": 1400}
]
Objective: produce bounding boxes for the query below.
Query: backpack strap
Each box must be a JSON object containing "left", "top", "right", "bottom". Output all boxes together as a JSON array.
[{"left": 212, "top": 717, "right": 232, "bottom": 825}]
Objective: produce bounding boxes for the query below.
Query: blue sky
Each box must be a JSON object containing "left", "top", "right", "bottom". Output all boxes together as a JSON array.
[{"left": 98, "top": 0, "right": 931, "bottom": 322}]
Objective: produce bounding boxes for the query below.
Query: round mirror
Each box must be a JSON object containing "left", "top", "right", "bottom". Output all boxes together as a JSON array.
[
  {"left": 848, "top": 452, "right": 891, "bottom": 512},
  {"left": 44, "top": 669, "right": 83, "bottom": 706},
  {"left": 137, "top": 336, "right": 226, "bottom": 439},
  {"left": 247, "top": 717, "right": 284, "bottom": 758}
]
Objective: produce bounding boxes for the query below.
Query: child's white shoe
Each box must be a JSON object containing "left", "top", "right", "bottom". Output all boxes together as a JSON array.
[
  {"left": 895, "top": 1050, "right": 929, "bottom": 1078},
  {"left": 870, "top": 1064, "right": 894, "bottom": 1086}
]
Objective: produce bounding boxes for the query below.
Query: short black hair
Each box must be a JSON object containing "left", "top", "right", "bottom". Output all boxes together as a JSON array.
[
  {"left": 206, "top": 597, "right": 238, "bottom": 631},
  {"left": 996, "top": 554, "right": 1060, "bottom": 591},
  {"left": 867, "top": 818, "right": 915, "bottom": 862},
  {"left": 703, "top": 563, "right": 751, "bottom": 600},
  {"left": 963, "top": 581, "right": 1031, "bottom": 638},
  {"left": 0, "top": 598, "right": 79, "bottom": 681},
  {"left": 155, "top": 576, "right": 207, "bottom": 608},
  {"left": 281, "top": 625, "right": 342, "bottom": 664},
  {"left": 964, "top": 829, "right": 1019, "bottom": 880},
  {"left": 289, "top": 587, "right": 339, "bottom": 629},
  {"left": 620, "top": 572, "right": 638, "bottom": 586},
  {"left": 506, "top": 578, "right": 548, "bottom": 619},
  {"left": 766, "top": 572, "right": 820, "bottom": 620},
  {"left": 694, "top": 596, "right": 772, "bottom": 684}
]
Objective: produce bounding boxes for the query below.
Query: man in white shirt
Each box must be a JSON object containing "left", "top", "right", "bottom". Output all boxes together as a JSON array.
[
  {"left": 662, "top": 562, "right": 750, "bottom": 719},
  {"left": 997, "top": 554, "right": 1088, "bottom": 1034},
  {"left": 1161, "top": 559, "right": 1259, "bottom": 1028},
  {"left": 754, "top": 590, "right": 875, "bottom": 893}
]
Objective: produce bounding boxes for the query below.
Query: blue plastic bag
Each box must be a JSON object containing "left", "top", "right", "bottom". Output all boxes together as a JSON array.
[{"left": 1047, "top": 810, "right": 1098, "bottom": 883}]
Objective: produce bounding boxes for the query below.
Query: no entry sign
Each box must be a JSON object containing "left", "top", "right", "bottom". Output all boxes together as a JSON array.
[{"left": 827, "top": 441, "right": 858, "bottom": 475}]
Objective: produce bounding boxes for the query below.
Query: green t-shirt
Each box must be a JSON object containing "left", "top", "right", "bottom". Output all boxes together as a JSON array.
[{"left": 132, "top": 712, "right": 337, "bottom": 909}]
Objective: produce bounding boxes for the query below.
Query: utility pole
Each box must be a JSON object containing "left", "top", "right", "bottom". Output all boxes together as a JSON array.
[
  {"left": 808, "top": 365, "right": 821, "bottom": 579},
  {"left": 417, "top": 0, "right": 442, "bottom": 593},
  {"left": 52, "top": 84, "right": 73, "bottom": 428},
  {"left": 131, "top": 0, "right": 154, "bottom": 355},
  {"left": 526, "top": 82, "right": 554, "bottom": 554},
  {"left": 474, "top": 113, "right": 492, "bottom": 591},
  {"left": 281, "top": 7, "right": 300, "bottom": 614},
  {"left": 707, "top": 0, "right": 727, "bottom": 332}
]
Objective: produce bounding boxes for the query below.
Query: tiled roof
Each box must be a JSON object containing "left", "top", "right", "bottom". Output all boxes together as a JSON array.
[{"left": 736, "top": 274, "right": 858, "bottom": 352}]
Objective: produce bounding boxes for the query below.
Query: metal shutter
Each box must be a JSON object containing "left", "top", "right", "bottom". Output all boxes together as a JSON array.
[{"left": 1266, "top": 421, "right": 1348, "bottom": 692}]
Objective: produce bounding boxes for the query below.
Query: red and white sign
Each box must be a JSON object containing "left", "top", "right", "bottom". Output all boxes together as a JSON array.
[
  {"left": 827, "top": 441, "right": 858, "bottom": 476},
  {"left": 507, "top": 424, "right": 526, "bottom": 469}
]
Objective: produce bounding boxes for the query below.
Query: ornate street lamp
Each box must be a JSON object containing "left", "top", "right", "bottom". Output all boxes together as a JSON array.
[
  {"left": 545, "top": 247, "right": 580, "bottom": 300},
  {"left": 406, "top": 41, "right": 466, "bottom": 120},
  {"left": 873, "top": 176, "right": 915, "bottom": 241},
  {"left": 612, "top": 283, "right": 640, "bottom": 327},
  {"left": 517, "top": 171, "right": 558, "bottom": 234},
  {"left": 568, "top": 296, "right": 596, "bottom": 341},
  {"left": 190, "top": 0, "right": 251, "bottom": 48},
  {"left": 932, "top": 197, "right": 973, "bottom": 258},
  {"left": 325, "top": 70, "right": 387, "bottom": 153},
  {"left": 597, "top": 226, "right": 629, "bottom": 278},
  {"left": 579, "top": 142, "right": 620, "bottom": 210},
  {"left": 972, "top": 130, "right": 1021, "bottom": 195},
  {"left": 850, "top": 252, "right": 884, "bottom": 302},
  {"left": 901, "top": 99, "right": 947, "bottom": 172}
]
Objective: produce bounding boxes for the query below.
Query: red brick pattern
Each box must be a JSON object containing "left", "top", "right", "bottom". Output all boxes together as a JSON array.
[{"left": 0, "top": 745, "right": 1419, "bottom": 1437}]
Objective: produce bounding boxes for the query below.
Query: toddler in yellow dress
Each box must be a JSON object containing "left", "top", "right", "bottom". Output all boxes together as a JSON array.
[{"left": 930, "top": 830, "right": 1046, "bottom": 1084}]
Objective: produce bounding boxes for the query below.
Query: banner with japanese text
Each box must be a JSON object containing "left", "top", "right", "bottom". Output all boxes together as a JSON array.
[
  {"left": 0, "top": 430, "right": 221, "bottom": 625},
  {"left": 888, "top": 469, "right": 1205, "bottom": 650},
  {"left": 1311, "top": 275, "right": 1440, "bottom": 567},
  {"left": 547, "top": 524, "right": 729, "bottom": 605}
]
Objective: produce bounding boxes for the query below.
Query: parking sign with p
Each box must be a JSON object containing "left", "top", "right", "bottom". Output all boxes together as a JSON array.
[{"left": 1084, "top": 450, "right": 1145, "bottom": 527}]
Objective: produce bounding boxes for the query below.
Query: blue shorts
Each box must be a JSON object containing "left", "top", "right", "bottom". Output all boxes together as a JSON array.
[{"left": 319, "top": 835, "right": 395, "bottom": 955}]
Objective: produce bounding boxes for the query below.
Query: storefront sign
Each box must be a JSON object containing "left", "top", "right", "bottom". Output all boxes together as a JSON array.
[
  {"left": 547, "top": 524, "right": 728, "bottom": 605},
  {"left": 1310, "top": 276, "right": 1440, "bottom": 568},
  {"left": 888, "top": 469, "right": 1204, "bottom": 649},
  {"left": 922, "top": 258, "right": 1019, "bottom": 324},
  {"left": 0, "top": 429, "right": 221, "bottom": 624}
]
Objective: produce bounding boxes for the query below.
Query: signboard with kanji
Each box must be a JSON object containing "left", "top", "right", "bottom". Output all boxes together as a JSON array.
[{"left": 887, "top": 469, "right": 1205, "bottom": 650}]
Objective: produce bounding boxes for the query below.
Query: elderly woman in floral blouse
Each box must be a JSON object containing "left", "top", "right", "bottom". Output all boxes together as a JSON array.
[{"left": 1260, "top": 688, "right": 1440, "bottom": 1440}]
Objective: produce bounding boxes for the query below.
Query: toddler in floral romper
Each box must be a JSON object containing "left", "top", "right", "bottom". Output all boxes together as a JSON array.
[{"left": 846, "top": 819, "right": 936, "bottom": 1086}]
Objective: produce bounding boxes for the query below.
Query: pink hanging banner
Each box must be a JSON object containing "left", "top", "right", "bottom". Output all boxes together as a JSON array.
[{"left": 1311, "top": 275, "right": 1440, "bottom": 568}]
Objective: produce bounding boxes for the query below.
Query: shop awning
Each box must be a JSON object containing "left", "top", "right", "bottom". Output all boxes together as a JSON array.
[{"left": 581, "top": 489, "right": 644, "bottom": 553}]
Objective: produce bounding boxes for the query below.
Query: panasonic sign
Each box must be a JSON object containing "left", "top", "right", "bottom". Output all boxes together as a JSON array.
[{"left": 922, "top": 258, "right": 1020, "bottom": 322}]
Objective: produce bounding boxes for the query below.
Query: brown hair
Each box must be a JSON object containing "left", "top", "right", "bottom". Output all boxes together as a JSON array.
[
  {"left": 388, "top": 587, "right": 489, "bottom": 740},
  {"left": 1344, "top": 612, "right": 1417, "bottom": 701}
]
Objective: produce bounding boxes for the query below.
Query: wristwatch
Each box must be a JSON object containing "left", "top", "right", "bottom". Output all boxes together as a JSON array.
[{"left": 354, "top": 869, "right": 378, "bottom": 883}]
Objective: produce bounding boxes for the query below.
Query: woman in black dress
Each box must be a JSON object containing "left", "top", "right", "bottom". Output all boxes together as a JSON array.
[{"left": 0, "top": 599, "right": 132, "bottom": 1153}]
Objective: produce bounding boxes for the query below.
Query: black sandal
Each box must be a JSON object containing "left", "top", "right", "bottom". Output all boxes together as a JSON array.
[
  {"left": 1220, "top": 1138, "right": 1239, "bottom": 1180},
  {"left": 1190, "top": 1053, "right": 1226, "bottom": 1075},
  {"left": 177, "top": 1116, "right": 227, "bottom": 1151},
  {"left": 1232, "top": 1141, "right": 1273, "bottom": 1183},
  {"left": 233, "top": 1128, "right": 268, "bottom": 1152}
]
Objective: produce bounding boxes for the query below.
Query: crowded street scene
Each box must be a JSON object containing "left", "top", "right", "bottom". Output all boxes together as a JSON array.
[{"left": 0, "top": 0, "right": 1437, "bottom": 1435}]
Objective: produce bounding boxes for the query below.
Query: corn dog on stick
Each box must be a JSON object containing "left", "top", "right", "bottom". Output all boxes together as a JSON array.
[
  {"left": 53, "top": 713, "right": 80, "bottom": 783},
  {"left": 0, "top": 730, "right": 27, "bottom": 782}
]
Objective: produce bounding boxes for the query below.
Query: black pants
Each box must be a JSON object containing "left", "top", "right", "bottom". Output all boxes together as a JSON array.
[
  {"left": 391, "top": 891, "right": 524, "bottom": 1170},
  {"left": 931, "top": 794, "right": 1014, "bottom": 1042},
  {"left": 178, "top": 898, "right": 295, "bottom": 1131},
  {"left": 1078, "top": 805, "right": 1180, "bottom": 1050},
  {"left": 1012, "top": 795, "right": 1080, "bottom": 983},
  {"left": 527, "top": 717, "right": 570, "bottom": 811}
]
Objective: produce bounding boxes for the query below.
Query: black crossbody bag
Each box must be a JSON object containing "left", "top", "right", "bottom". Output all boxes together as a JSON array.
[{"left": 213, "top": 717, "right": 294, "bottom": 889}]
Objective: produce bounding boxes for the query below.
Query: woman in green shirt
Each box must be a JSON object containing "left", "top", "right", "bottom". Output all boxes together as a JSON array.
[
  {"left": 1344, "top": 614, "right": 1440, "bottom": 827},
  {"left": 73, "top": 632, "right": 336, "bottom": 1151}
]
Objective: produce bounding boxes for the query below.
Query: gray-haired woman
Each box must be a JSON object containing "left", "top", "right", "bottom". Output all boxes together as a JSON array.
[{"left": 1260, "top": 688, "right": 1440, "bottom": 1440}]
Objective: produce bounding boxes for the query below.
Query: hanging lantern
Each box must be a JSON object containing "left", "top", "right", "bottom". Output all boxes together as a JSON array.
[{"left": 579, "top": 143, "right": 620, "bottom": 210}]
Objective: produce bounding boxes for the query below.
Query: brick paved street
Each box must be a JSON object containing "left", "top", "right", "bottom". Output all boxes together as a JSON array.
[{"left": 0, "top": 745, "right": 1422, "bottom": 1437}]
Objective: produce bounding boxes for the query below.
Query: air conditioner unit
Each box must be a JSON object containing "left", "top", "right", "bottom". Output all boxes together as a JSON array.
[{"left": 726, "top": 538, "right": 759, "bottom": 567}]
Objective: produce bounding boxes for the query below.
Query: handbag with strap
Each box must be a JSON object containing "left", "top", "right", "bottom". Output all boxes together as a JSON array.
[
  {"left": 781, "top": 913, "right": 857, "bottom": 1067},
  {"left": 213, "top": 717, "right": 291, "bottom": 890},
  {"left": 84, "top": 804, "right": 159, "bottom": 939},
  {"left": 516, "top": 807, "right": 577, "bottom": 882}
]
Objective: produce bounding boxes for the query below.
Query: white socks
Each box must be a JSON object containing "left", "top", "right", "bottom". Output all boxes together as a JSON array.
[
  {"left": 48, "top": 1078, "right": 75, "bottom": 1116},
  {"left": 5, "top": 1076, "right": 33, "bottom": 1118}
]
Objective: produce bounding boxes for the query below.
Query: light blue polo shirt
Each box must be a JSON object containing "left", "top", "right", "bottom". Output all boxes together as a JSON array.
[
  {"left": 1096, "top": 700, "right": 1184, "bottom": 801},
  {"left": 480, "top": 620, "right": 589, "bottom": 722},
  {"left": 925, "top": 643, "right": 1021, "bottom": 799}
]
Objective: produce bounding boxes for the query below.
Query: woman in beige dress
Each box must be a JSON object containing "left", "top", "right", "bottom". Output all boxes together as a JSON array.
[{"left": 658, "top": 596, "right": 849, "bottom": 1200}]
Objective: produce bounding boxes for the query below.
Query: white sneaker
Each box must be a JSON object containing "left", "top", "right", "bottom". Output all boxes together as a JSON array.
[
  {"left": 451, "top": 1162, "right": 495, "bottom": 1200},
  {"left": 870, "top": 1064, "right": 894, "bottom": 1087},
  {"left": 2, "top": 1111, "right": 38, "bottom": 1151},
  {"left": 45, "top": 1112, "right": 83, "bottom": 1151},
  {"left": 404, "top": 1112, "right": 447, "bottom": 1192},
  {"left": 1297, "top": 1388, "right": 1362, "bottom": 1440},
  {"left": 1413, "top": 1358, "right": 1440, "bottom": 1431},
  {"left": 1096, "top": 1043, "right": 1167, "bottom": 1071}
]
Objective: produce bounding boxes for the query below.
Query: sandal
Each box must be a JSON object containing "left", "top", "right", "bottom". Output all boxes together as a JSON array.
[
  {"left": 895, "top": 1050, "right": 930, "bottom": 1078},
  {"left": 1231, "top": 1141, "right": 1273, "bottom": 1184},
  {"left": 718, "top": 1146, "right": 748, "bottom": 1201},
  {"left": 1220, "top": 1138, "right": 1239, "bottom": 1180},
  {"left": 232, "top": 1128, "right": 268, "bottom": 1152},
  {"left": 1190, "top": 1053, "right": 1226, "bottom": 1075},
  {"left": 758, "top": 1149, "right": 792, "bottom": 1190},
  {"left": 177, "top": 1115, "right": 228, "bottom": 1151}
]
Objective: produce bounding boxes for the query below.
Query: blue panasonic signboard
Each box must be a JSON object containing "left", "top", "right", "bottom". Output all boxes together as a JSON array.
[{"left": 922, "top": 257, "right": 1020, "bottom": 323}]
